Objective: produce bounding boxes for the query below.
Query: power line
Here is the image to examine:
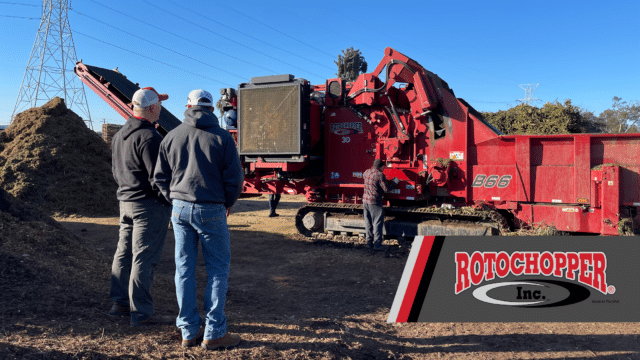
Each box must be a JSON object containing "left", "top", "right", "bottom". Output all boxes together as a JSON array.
[
  {"left": 74, "top": 30, "right": 235, "bottom": 87},
  {"left": 167, "top": 0, "right": 335, "bottom": 72},
  {"left": 85, "top": 0, "right": 278, "bottom": 76},
  {"left": 0, "top": 13, "right": 37, "bottom": 19},
  {"left": 222, "top": 4, "right": 335, "bottom": 59},
  {"left": 0, "top": 1, "right": 39, "bottom": 6},
  {"left": 140, "top": 0, "right": 326, "bottom": 80},
  {"left": 270, "top": 6, "right": 521, "bottom": 87},
  {"left": 466, "top": 99, "right": 517, "bottom": 105},
  {"left": 71, "top": 9, "right": 247, "bottom": 81}
]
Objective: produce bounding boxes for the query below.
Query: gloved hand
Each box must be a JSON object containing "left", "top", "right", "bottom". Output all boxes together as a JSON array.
[{"left": 392, "top": 177, "right": 400, "bottom": 184}]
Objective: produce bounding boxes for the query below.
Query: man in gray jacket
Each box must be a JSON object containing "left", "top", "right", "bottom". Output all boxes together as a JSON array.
[
  {"left": 110, "top": 87, "right": 173, "bottom": 326},
  {"left": 153, "top": 89, "right": 244, "bottom": 350}
]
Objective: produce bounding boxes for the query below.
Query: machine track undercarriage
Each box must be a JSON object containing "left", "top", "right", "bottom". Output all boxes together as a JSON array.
[{"left": 295, "top": 203, "right": 509, "bottom": 239}]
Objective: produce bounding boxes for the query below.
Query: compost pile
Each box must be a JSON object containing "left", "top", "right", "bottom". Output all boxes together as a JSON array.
[{"left": 0, "top": 97, "right": 118, "bottom": 216}]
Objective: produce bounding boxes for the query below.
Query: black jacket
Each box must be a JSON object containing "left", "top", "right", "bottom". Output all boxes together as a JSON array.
[
  {"left": 153, "top": 106, "right": 243, "bottom": 208},
  {"left": 111, "top": 116, "right": 166, "bottom": 203}
]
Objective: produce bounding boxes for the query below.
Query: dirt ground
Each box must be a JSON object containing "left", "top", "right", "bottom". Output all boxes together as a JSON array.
[{"left": 2, "top": 194, "right": 639, "bottom": 359}]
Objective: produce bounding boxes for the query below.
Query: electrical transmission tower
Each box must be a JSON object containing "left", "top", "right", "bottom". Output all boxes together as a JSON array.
[
  {"left": 517, "top": 83, "right": 540, "bottom": 106},
  {"left": 11, "top": 0, "right": 92, "bottom": 129}
]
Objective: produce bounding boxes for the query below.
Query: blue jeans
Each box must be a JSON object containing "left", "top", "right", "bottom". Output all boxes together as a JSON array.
[
  {"left": 364, "top": 203, "right": 385, "bottom": 247},
  {"left": 171, "top": 200, "right": 230, "bottom": 341},
  {"left": 110, "top": 198, "right": 171, "bottom": 324}
]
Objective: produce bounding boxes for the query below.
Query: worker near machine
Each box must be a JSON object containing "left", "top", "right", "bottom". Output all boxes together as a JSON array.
[
  {"left": 268, "top": 193, "right": 281, "bottom": 217},
  {"left": 153, "top": 89, "right": 244, "bottom": 350},
  {"left": 223, "top": 109, "right": 237, "bottom": 129},
  {"left": 109, "top": 87, "right": 173, "bottom": 326},
  {"left": 363, "top": 158, "right": 399, "bottom": 251}
]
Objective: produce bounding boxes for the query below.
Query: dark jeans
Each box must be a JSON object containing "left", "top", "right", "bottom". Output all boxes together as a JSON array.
[
  {"left": 110, "top": 198, "right": 171, "bottom": 323},
  {"left": 364, "top": 203, "right": 385, "bottom": 247},
  {"left": 269, "top": 194, "right": 281, "bottom": 213}
]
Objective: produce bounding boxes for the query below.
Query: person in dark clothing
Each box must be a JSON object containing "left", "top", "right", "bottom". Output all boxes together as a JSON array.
[
  {"left": 153, "top": 89, "right": 244, "bottom": 350},
  {"left": 268, "top": 194, "right": 281, "bottom": 217},
  {"left": 109, "top": 87, "right": 173, "bottom": 326},
  {"left": 362, "top": 158, "right": 398, "bottom": 251}
]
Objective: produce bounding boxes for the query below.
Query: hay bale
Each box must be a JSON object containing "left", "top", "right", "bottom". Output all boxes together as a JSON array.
[
  {"left": 102, "top": 123, "right": 123, "bottom": 146},
  {"left": 0, "top": 97, "right": 118, "bottom": 217}
]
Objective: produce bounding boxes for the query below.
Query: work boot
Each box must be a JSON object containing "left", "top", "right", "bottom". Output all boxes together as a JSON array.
[
  {"left": 130, "top": 314, "right": 175, "bottom": 327},
  {"left": 268, "top": 212, "right": 279, "bottom": 217},
  {"left": 373, "top": 244, "right": 389, "bottom": 252},
  {"left": 108, "top": 304, "right": 130, "bottom": 317},
  {"left": 201, "top": 333, "right": 241, "bottom": 350},
  {"left": 182, "top": 327, "right": 205, "bottom": 348}
]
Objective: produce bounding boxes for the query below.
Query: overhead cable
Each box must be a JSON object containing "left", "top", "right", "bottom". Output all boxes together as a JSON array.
[
  {"left": 0, "top": 2, "right": 39, "bottom": 6},
  {"left": 74, "top": 30, "right": 235, "bottom": 87},
  {"left": 71, "top": 9, "right": 247, "bottom": 81},
  {"left": 141, "top": 0, "right": 327, "bottom": 80},
  {"left": 222, "top": 4, "right": 335, "bottom": 59},
  {"left": 86, "top": 0, "right": 277, "bottom": 75},
  {"left": 0, "top": 13, "right": 37, "bottom": 19},
  {"left": 167, "top": 0, "right": 335, "bottom": 72}
]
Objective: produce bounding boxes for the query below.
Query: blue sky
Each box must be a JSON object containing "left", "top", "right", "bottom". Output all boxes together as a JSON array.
[{"left": 0, "top": 0, "right": 638, "bottom": 127}]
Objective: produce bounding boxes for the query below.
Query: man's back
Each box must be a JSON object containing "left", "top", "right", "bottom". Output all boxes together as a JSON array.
[
  {"left": 363, "top": 166, "right": 389, "bottom": 205},
  {"left": 154, "top": 106, "right": 243, "bottom": 208},
  {"left": 160, "top": 91, "right": 245, "bottom": 347},
  {"left": 111, "top": 117, "right": 163, "bottom": 201}
]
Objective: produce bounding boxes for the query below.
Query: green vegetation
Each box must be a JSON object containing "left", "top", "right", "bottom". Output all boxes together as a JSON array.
[
  {"left": 598, "top": 97, "right": 640, "bottom": 133},
  {"left": 335, "top": 47, "right": 368, "bottom": 82},
  {"left": 481, "top": 100, "right": 600, "bottom": 135},
  {"left": 481, "top": 97, "right": 639, "bottom": 135}
]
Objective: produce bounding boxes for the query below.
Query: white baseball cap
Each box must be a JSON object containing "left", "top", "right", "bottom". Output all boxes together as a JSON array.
[
  {"left": 132, "top": 87, "right": 168, "bottom": 109},
  {"left": 186, "top": 89, "right": 214, "bottom": 107}
]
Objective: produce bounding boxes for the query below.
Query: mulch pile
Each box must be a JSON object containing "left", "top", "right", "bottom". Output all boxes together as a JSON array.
[
  {"left": 0, "top": 188, "right": 178, "bottom": 359},
  {"left": 0, "top": 187, "right": 110, "bottom": 325},
  {"left": 0, "top": 97, "right": 118, "bottom": 217}
]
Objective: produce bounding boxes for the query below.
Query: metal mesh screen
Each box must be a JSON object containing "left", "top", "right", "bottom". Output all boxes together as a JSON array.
[
  {"left": 239, "top": 84, "right": 301, "bottom": 155},
  {"left": 328, "top": 81, "right": 341, "bottom": 98}
]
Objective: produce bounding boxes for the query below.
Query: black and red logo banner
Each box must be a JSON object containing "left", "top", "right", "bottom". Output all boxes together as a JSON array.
[{"left": 388, "top": 236, "right": 640, "bottom": 322}]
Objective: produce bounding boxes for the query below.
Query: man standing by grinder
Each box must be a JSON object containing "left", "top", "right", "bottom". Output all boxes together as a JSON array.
[
  {"left": 363, "top": 158, "right": 399, "bottom": 251},
  {"left": 109, "top": 87, "right": 173, "bottom": 326},
  {"left": 153, "top": 89, "right": 244, "bottom": 350}
]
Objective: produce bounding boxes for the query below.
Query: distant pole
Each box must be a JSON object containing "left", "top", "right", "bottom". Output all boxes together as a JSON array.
[
  {"left": 517, "top": 84, "right": 540, "bottom": 106},
  {"left": 11, "top": 0, "right": 92, "bottom": 129}
]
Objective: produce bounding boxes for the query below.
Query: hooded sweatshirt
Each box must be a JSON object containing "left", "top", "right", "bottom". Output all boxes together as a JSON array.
[
  {"left": 111, "top": 116, "right": 166, "bottom": 202},
  {"left": 153, "top": 106, "right": 243, "bottom": 208}
]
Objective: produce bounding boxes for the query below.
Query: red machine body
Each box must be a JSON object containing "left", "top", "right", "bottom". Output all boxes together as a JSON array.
[
  {"left": 231, "top": 47, "right": 640, "bottom": 235},
  {"left": 76, "top": 48, "right": 640, "bottom": 235}
]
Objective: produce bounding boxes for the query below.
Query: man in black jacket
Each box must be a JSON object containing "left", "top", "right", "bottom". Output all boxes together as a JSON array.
[
  {"left": 153, "top": 89, "right": 244, "bottom": 350},
  {"left": 109, "top": 87, "right": 173, "bottom": 326}
]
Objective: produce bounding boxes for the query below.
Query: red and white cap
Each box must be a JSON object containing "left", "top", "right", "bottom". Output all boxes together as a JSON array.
[
  {"left": 186, "top": 89, "right": 214, "bottom": 107},
  {"left": 132, "top": 87, "right": 168, "bottom": 109}
]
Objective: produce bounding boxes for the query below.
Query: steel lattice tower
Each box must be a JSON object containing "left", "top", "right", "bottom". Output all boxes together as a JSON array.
[
  {"left": 11, "top": 0, "right": 92, "bottom": 129},
  {"left": 517, "top": 83, "right": 540, "bottom": 106}
]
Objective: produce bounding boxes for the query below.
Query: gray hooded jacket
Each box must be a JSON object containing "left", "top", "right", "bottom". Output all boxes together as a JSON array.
[{"left": 153, "top": 106, "right": 243, "bottom": 208}]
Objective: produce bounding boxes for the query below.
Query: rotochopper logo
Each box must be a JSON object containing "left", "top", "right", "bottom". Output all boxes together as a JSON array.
[
  {"left": 455, "top": 251, "right": 615, "bottom": 307},
  {"left": 331, "top": 122, "right": 363, "bottom": 136}
]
